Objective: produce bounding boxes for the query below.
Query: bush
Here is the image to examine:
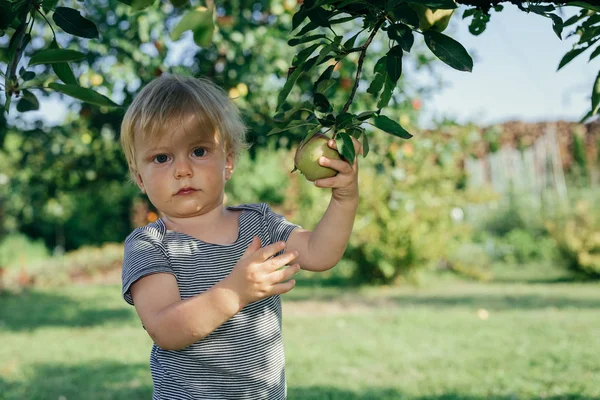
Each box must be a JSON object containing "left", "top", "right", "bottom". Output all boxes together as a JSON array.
[
  {"left": 0, "top": 233, "right": 50, "bottom": 270},
  {"left": 546, "top": 197, "right": 600, "bottom": 277}
]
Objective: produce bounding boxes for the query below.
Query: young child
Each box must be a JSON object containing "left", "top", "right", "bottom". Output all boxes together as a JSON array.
[{"left": 120, "top": 74, "right": 360, "bottom": 399}]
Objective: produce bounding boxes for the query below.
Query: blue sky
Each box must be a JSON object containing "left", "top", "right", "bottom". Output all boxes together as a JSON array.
[
  {"left": 418, "top": 4, "right": 597, "bottom": 128},
  {"left": 26, "top": 4, "right": 597, "bottom": 128}
]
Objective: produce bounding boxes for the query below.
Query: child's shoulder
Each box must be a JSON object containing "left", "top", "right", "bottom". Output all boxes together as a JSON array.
[
  {"left": 227, "top": 202, "right": 276, "bottom": 216},
  {"left": 124, "top": 219, "right": 167, "bottom": 245}
]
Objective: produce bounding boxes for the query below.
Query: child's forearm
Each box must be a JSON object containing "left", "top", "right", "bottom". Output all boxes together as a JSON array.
[
  {"left": 305, "top": 197, "right": 358, "bottom": 271},
  {"left": 149, "top": 284, "right": 241, "bottom": 351}
]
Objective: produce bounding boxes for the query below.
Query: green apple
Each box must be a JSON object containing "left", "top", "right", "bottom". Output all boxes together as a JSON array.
[
  {"left": 409, "top": 3, "right": 455, "bottom": 32},
  {"left": 293, "top": 133, "right": 342, "bottom": 182}
]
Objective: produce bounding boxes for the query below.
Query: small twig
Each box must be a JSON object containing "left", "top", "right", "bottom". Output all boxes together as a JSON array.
[
  {"left": 340, "top": 18, "right": 385, "bottom": 116},
  {"left": 37, "top": 8, "right": 57, "bottom": 40}
]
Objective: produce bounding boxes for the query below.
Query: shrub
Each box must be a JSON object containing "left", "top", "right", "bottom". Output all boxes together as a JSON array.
[{"left": 546, "top": 198, "right": 600, "bottom": 277}]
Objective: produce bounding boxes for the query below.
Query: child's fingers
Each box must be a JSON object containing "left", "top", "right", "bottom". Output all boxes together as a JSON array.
[
  {"left": 241, "top": 236, "right": 262, "bottom": 258},
  {"left": 328, "top": 139, "right": 337, "bottom": 150},
  {"left": 319, "top": 157, "right": 352, "bottom": 173},
  {"left": 265, "top": 250, "right": 298, "bottom": 272},
  {"left": 253, "top": 240, "right": 286, "bottom": 262},
  {"left": 269, "top": 263, "right": 300, "bottom": 284},
  {"left": 270, "top": 277, "right": 297, "bottom": 296}
]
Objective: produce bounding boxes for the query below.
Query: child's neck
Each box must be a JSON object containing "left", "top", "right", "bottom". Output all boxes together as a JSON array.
[{"left": 161, "top": 204, "right": 241, "bottom": 245}]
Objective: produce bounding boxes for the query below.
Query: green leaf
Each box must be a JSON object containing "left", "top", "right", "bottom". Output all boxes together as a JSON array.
[
  {"left": 42, "top": 0, "right": 59, "bottom": 14},
  {"left": 21, "top": 71, "right": 35, "bottom": 81},
  {"left": 288, "top": 34, "right": 327, "bottom": 46},
  {"left": 377, "top": 76, "right": 395, "bottom": 109},
  {"left": 335, "top": 132, "right": 356, "bottom": 164},
  {"left": 277, "top": 67, "right": 303, "bottom": 111},
  {"left": 335, "top": 112, "right": 355, "bottom": 129},
  {"left": 386, "top": 45, "right": 403, "bottom": 83},
  {"left": 392, "top": 3, "right": 419, "bottom": 28},
  {"left": 16, "top": 90, "right": 39, "bottom": 112},
  {"left": 267, "top": 121, "right": 318, "bottom": 136},
  {"left": 548, "top": 14, "right": 563, "bottom": 40},
  {"left": 307, "top": 7, "right": 333, "bottom": 27},
  {"left": 169, "top": 0, "right": 189, "bottom": 8},
  {"left": 52, "top": 7, "right": 99, "bottom": 39},
  {"left": 170, "top": 7, "right": 214, "bottom": 48},
  {"left": 357, "top": 110, "right": 377, "bottom": 121},
  {"left": 292, "top": 43, "right": 322, "bottom": 67},
  {"left": 360, "top": 131, "right": 369, "bottom": 157},
  {"left": 424, "top": 31, "right": 473, "bottom": 72},
  {"left": 343, "top": 31, "right": 362, "bottom": 50},
  {"left": 48, "top": 83, "right": 120, "bottom": 107},
  {"left": 52, "top": 63, "right": 77, "bottom": 85},
  {"left": 367, "top": 73, "right": 385, "bottom": 96},
  {"left": 589, "top": 45, "right": 600, "bottom": 61},
  {"left": 130, "top": 0, "right": 154, "bottom": 11},
  {"left": 292, "top": 5, "right": 308, "bottom": 31},
  {"left": 405, "top": 0, "right": 456, "bottom": 8},
  {"left": 49, "top": 41, "right": 78, "bottom": 85},
  {"left": 592, "top": 70, "right": 600, "bottom": 114},
  {"left": 388, "top": 23, "right": 414, "bottom": 52},
  {"left": 569, "top": 1, "right": 600, "bottom": 12},
  {"left": 313, "top": 93, "right": 332, "bottom": 113},
  {"left": 29, "top": 48, "right": 86, "bottom": 66},
  {"left": 557, "top": 47, "right": 586, "bottom": 70},
  {"left": 372, "top": 115, "right": 412, "bottom": 139}
]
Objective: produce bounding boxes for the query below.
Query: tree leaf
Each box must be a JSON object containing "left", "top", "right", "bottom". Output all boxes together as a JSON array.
[
  {"left": 386, "top": 45, "right": 403, "bottom": 83},
  {"left": 388, "top": 23, "right": 414, "bottom": 52},
  {"left": 16, "top": 90, "right": 39, "bottom": 112},
  {"left": 557, "top": 47, "right": 586, "bottom": 70},
  {"left": 29, "top": 48, "right": 86, "bottom": 66},
  {"left": 288, "top": 34, "right": 326, "bottom": 46},
  {"left": 589, "top": 44, "right": 600, "bottom": 61},
  {"left": 276, "top": 66, "right": 303, "bottom": 111},
  {"left": 424, "top": 31, "right": 473, "bottom": 72},
  {"left": 307, "top": 7, "right": 333, "bottom": 28},
  {"left": 592, "top": 70, "right": 600, "bottom": 114},
  {"left": 392, "top": 3, "right": 419, "bottom": 28},
  {"left": 48, "top": 83, "right": 120, "bottom": 107},
  {"left": 52, "top": 7, "right": 99, "bottom": 39},
  {"left": 170, "top": 7, "right": 214, "bottom": 48},
  {"left": 360, "top": 131, "right": 369, "bottom": 157},
  {"left": 372, "top": 115, "right": 412, "bottom": 139},
  {"left": 335, "top": 132, "right": 356, "bottom": 164},
  {"left": 548, "top": 14, "right": 563, "bottom": 40},
  {"left": 569, "top": 1, "right": 600, "bottom": 12},
  {"left": 405, "top": 0, "right": 456, "bottom": 8},
  {"left": 313, "top": 92, "right": 332, "bottom": 113},
  {"left": 50, "top": 41, "right": 77, "bottom": 85},
  {"left": 267, "top": 121, "right": 318, "bottom": 136},
  {"left": 292, "top": 42, "right": 322, "bottom": 67}
]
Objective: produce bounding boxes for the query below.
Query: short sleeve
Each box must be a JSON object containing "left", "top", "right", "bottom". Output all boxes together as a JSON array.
[
  {"left": 263, "top": 204, "right": 301, "bottom": 244},
  {"left": 122, "top": 231, "right": 175, "bottom": 306}
]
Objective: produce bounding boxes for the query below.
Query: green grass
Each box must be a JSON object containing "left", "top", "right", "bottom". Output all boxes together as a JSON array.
[{"left": 1, "top": 269, "right": 600, "bottom": 400}]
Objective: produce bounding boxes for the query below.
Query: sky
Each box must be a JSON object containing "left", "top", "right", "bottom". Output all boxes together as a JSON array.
[
  {"left": 417, "top": 4, "right": 597, "bottom": 128},
  {"left": 25, "top": 4, "right": 598, "bottom": 129}
]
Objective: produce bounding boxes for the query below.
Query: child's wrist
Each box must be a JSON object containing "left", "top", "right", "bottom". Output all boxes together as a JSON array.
[{"left": 214, "top": 279, "right": 245, "bottom": 315}]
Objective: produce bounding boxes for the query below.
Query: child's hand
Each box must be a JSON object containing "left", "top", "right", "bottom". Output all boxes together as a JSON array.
[
  {"left": 314, "top": 137, "right": 362, "bottom": 203},
  {"left": 222, "top": 236, "right": 300, "bottom": 309}
]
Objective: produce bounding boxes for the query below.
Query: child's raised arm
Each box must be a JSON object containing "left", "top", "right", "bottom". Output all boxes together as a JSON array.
[
  {"left": 130, "top": 237, "right": 299, "bottom": 351},
  {"left": 286, "top": 137, "right": 361, "bottom": 272}
]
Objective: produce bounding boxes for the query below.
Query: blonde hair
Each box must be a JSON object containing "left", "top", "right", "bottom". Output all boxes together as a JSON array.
[{"left": 120, "top": 74, "right": 248, "bottom": 180}]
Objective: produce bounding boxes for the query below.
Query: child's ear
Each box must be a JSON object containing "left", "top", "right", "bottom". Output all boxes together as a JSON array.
[
  {"left": 134, "top": 172, "right": 146, "bottom": 193},
  {"left": 225, "top": 151, "right": 235, "bottom": 181}
]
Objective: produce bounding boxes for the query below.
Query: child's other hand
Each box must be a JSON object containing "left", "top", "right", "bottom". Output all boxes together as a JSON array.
[
  {"left": 222, "top": 236, "right": 299, "bottom": 310},
  {"left": 314, "top": 137, "right": 362, "bottom": 204}
]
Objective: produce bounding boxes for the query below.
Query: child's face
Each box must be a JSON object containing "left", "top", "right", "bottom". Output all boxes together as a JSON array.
[{"left": 133, "top": 116, "right": 234, "bottom": 220}]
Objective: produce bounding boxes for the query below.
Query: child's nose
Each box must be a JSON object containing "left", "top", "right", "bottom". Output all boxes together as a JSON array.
[{"left": 174, "top": 160, "right": 193, "bottom": 178}]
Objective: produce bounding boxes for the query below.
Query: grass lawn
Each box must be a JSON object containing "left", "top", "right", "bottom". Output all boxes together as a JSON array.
[{"left": 1, "top": 266, "right": 599, "bottom": 400}]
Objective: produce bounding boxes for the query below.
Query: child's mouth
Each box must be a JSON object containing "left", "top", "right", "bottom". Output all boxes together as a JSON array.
[{"left": 177, "top": 187, "right": 197, "bottom": 195}]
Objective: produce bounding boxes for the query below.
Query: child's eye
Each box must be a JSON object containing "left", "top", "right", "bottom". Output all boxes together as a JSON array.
[
  {"left": 193, "top": 148, "right": 207, "bottom": 157},
  {"left": 153, "top": 154, "right": 170, "bottom": 164}
]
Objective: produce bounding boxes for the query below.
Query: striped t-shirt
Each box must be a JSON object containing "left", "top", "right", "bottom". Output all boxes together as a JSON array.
[{"left": 121, "top": 203, "right": 299, "bottom": 399}]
